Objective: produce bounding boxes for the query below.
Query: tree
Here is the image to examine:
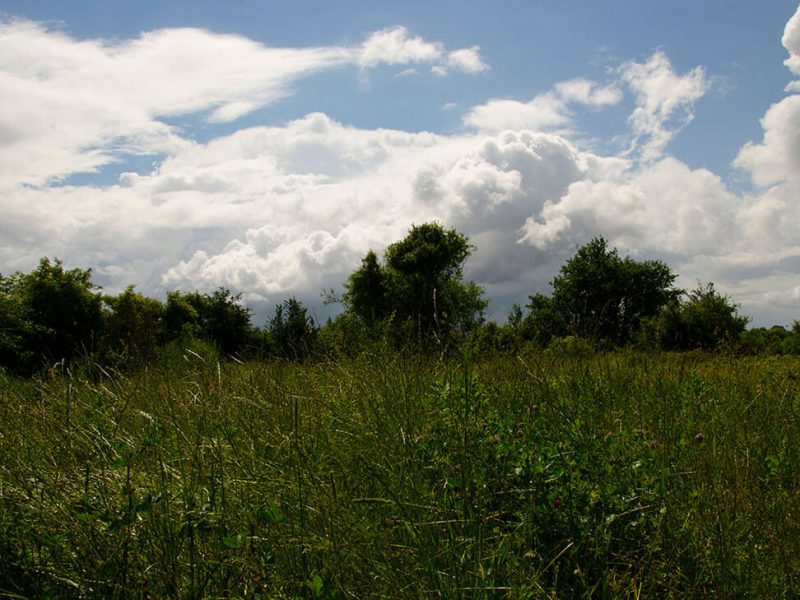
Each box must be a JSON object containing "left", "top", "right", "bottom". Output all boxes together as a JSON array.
[
  {"left": 7, "top": 258, "right": 104, "bottom": 367},
  {"left": 103, "top": 286, "right": 165, "bottom": 362},
  {"left": 522, "top": 293, "right": 566, "bottom": 345},
  {"left": 526, "top": 237, "right": 679, "bottom": 346},
  {"left": 192, "top": 288, "right": 254, "bottom": 356},
  {"left": 0, "top": 273, "right": 39, "bottom": 373},
  {"left": 162, "top": 291, "right": 200, "bottom": 341},
  {"left": 266, "top": 297, "right": 318, "bottom": 360},
  {"left": 162, "top": 288, "right": 254, "bottom": 355},
  {"left": 343, "top": 223, "right": 487, "bottom": 345},
  {"left": 652, "top": 282, "right": 749, "bottom": 350},
  {"left": 343, "top": 250, "right": 389, "bottom": 333}
]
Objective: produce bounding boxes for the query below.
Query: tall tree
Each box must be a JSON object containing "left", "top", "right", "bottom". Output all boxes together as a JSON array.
[
  {"left": 527, "top": 237, "right": 679, "bottom": 345},
  {"left": 15, "top": 258, "right": 104, "bottom": 365},
  {"left": 103, "top": 286, "right": 165, "bottom": 362},
  {"left": 266, "top": 297, "right": 318, "bottom": 360},
  {"left": 343, "top": 250, "right": 389, "bottom": 332},
  {"left": 652, "top": 282, "right": 749, "bottom": 350},
  {"left": 162, "top": 288, "right": 253, "bottom": 355},
  {"left": 343, "top": 223, "right": 486, "bottom": 345}
]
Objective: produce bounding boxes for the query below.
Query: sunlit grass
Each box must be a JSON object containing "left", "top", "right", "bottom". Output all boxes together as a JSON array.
[{"left": 1, "top": 348, "right": 798, "bottom": 597}]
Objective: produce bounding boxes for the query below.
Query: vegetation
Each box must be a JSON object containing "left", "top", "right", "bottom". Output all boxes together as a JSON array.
[
  {"left": 1, "top": 224, "right": 800, "bottom": 596},
  {"left": 1, "top": 350, "right": 799, "bottom": 597},
  {"left": 522, "top": 237, "right": 680, "bottom": 347},
  {"left": 0, "top": 228, "right": 795, "bottom": 375},
  {"left": 343, "top": 223, "right": 488, "bottom": 347}
]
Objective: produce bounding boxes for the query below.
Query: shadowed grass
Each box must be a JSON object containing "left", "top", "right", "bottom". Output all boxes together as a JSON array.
[{"left": 1, "top": 348, "right": 798, "bottom": 597}]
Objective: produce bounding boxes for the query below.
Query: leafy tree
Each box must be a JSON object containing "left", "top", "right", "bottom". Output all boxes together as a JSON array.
[
  {"left": 162, "top": 291, "right": 200, "bottom": 341},
  {"left": 343, "top": 250, "right": 389, "bottom": 333},
  {"left": 318, "top": 312, "right": 371, "bottom": 358},
  {"left": 527, "top": 237, "right": 679, "bottom": 346},
  {"left": 465, "top": 321, "right": 520, "bottom": 355},
  {"left": 193, "top": 288, "right": 254, "bottom": 355},
  {"left": 652, "top": 282, "right": 749, "bottom": 350},
  {"left": 739, "top": 324, "right": 800, "bottom": 355},
  {"left": 266, "top": 297, "right": 318, "bottom": 360},
  {"left": 162, "top": 288, "right": 254, "bottom": 355},
  {"left": 783, "top": 321, "right": 800, "bottom": 354},
  {"left": 3, "top": 258, "right": 104, "bottom": 369},
  {"left": 522, "top": 293, "right": 566, "bottom": 345},
  {"left": 0, "top": 274, "right": 39, "bottom": 373},
  {"left": 343, "top": 223, "right": 487, "bottom": 346},
  {"left": 102, "top": 286, "right": 165, "bottom": 362}
]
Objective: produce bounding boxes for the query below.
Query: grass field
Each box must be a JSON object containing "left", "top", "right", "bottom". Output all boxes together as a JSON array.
[{"left": 1, "top": 346, "right": 799, "bottom": 598}]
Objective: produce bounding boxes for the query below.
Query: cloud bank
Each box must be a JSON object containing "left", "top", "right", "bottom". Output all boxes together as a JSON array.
[{"left": 1, "top": 10, "right": 799, "bottom": 327}]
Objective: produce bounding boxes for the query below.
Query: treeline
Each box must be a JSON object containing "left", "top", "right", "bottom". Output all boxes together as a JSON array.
[{"left": 1, "top": 224, "right": 799, "bottom": 375}]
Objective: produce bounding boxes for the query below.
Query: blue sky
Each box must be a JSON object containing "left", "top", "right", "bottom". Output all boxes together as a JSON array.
[{"left": 1, "top": 1, "right": 799, "bottom": 326}]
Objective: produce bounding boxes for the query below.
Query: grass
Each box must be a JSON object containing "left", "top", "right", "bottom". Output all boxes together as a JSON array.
[{"left": 1, "top": 347, "right": 799, "bottom": 598}]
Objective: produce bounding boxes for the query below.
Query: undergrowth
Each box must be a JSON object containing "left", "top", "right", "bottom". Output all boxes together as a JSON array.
[{"left": 0, "top": 349, "right": 798, "bottom": 598}]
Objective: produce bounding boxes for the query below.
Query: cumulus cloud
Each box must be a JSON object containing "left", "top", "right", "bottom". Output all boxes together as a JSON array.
[
  {"left": 518, "top": 157, "right": 737, "bottom": 255},
  {"left": 2, "top": 11, "right": 800, "bottom": 329},
  {"left": 619, "top": 50, "right": 709, "bottom": 162},
  {"left": 783, "top": 5, "right": 800, "bottom": 76},
  {"left": 734, "top": 95, "right": 800, "bottom": 186},
  {"left": 447, "top": 46, "right": 489, "bottom": 74},
  {"left": 357, "top": 26, "right": 442, "bottom": 68},
  {"left": 0, "top": 19, "right": 486, "bottom": 189},
  {"left": 464, "top": 78, "right": 621, "bottom": 132}
]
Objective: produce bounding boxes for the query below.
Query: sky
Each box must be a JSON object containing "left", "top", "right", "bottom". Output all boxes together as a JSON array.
[{"left": 1, "top": 1, "right": 799, "bottom": 328}]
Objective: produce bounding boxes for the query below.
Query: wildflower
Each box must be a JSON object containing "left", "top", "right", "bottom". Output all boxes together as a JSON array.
[
  {"left": 694, "top": 433, "right": 705, "bottom": 442},
  {"left": 515, "top": 428, "right": 524, "bottom": 438},
  {"left": 553, "top": 497, "right": 562, "bottom": 507}
]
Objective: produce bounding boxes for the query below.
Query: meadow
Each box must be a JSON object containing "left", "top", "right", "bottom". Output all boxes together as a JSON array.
[{"left": 1, "top": 345, "right": 798, "bottom": 598}]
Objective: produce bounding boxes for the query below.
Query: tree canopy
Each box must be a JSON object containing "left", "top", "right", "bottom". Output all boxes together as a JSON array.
[
  {"left": 1, "top": 230, "right": 798, "bottom": 375},
  {"left": 646, "top": 282, "right": 749, "bottom": 350},
  {"left": 525, "top": 237, "right": 680, "bottom": 346},
  {"left": 343, "top": 223, "right": 487, "bottom": 345}
]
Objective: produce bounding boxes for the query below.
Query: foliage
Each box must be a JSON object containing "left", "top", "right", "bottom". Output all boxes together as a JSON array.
[
  {"left": 647, "top": 282, "right": 750, "bottom": 350},
  {"left": 525, "top": 237, "right": 679, "bottom": 346},
  {"left": 102, "top": 286, "right": 165, "bottom": 364},
  {"left": 163, "top": 288, "right": 254, "bottom": 355},
  {"left": 344, "top": 223, "right": 487, "bottom": 347},
  {"left": 342, "top": 250, "right": 390, "bottom": 333},
  {"left": 162, "top": 289, "right": 201, "bottom": 341},
  {"left": 739, "top": 323, "right": 800, "bottom": 355},
  {"left": 0, "top": 275, "right": 39, "bottom": 373},
  {"left": 0, "top": 258, "right": 103, "bottom": 372},
  {"left": 266, "top": 297, "right": 319, "bottom": 360},
  {"left": 1, "top": 351, "right": 799, "bottom": 597}
]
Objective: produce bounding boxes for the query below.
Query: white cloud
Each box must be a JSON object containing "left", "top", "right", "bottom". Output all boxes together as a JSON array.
[
  {"left": 463, "top": 95, "right": 569, "bottom": 132},
  {"left": 619, "top": 50, "right": 708, "bottom": 162},
  {"left": 463, "top": 78, "right": 621, "bottom": 132},
  {"left": 447, "top": 46, "right": 489, "bottom": 74},
  {"left": 734, "top": 94, "right": 800, "bottom": 186},
  {"left": 0, "top": 19, "right": 486, "bottom": 189},
  {"left": 519, "top": 157, "right": 737, "bottom": 255},
  {"left": 782, "top": 4, "right": 800, "bottom": 75},
  {"left": 554, "top": 78, "right": 622, "bottom": 108},
  {"left": 357, "top": 26, "right": 442, "bottom": 68},
  {"left": 2, "top": 13, "right": 800, "bottom": 329}
]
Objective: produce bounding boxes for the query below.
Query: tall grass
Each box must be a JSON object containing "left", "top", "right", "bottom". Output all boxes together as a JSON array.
[{"left": 1, "top": 348, "right": 798, "bottom": 598}]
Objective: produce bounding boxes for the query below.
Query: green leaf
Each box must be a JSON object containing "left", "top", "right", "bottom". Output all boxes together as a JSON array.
[
  {"left": 222, "top": 533, "right": 245, "bottom": 549},
  {"left": 307, "top": 574, "right": 324, "bottom": 598}
]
